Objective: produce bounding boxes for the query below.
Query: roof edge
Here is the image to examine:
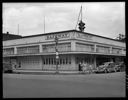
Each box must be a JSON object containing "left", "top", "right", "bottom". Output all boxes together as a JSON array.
[{"left": 3, "top": 29, "right": 125, "bottom": 43}]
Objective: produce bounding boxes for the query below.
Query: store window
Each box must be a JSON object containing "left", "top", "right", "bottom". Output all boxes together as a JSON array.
[
  {"left": 63, "top": 58, "right": 65, "bottom": 65},
  {"left": 3, "top": 48, "right": 14, "bottom": 55},
  {"left": 68, "top": 57, "right": 71, "bottom": 64},
  {"left": 76, "top": 43, "right": 94, "bottom": 52},
  {"left": 60, "top": 58, "right": 62, "bottom": 65},
  {"left": 42, "top": 56, "right": 71, "bottom": 65},
  {"left": 42, "top": 43, "right": 71, "bottom": 53},
  {"left": 49, "top": 58, "right": 50, "bottom": 65},
  {"left": 96, "top": 46, "right": 110, "bottom": 53},
  {"left": 112, "top": 48, "right": 122, "bottom": 54},
  {"left": 51, "top": 58, "right": 53, "bottom": 64},
  {"left": 46, "top": 58, "right": 48, "bottom": 65},
  {"left": 17, "top": 45, "right": 39, "bottom": 54},
  {"left": 54, "top": 58, "right": 56, "bottom": 65},
  {"left": 66, "top": 57, "right": 68, "bottom": 64},
  {"left": 76, "top": 56, "right": 91, "bottom": 64}
]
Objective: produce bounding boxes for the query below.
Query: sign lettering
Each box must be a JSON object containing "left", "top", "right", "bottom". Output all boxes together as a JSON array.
[
  {"left": 76, "top": 33, "right": 92, "bottom": 40},
  {"left": 45, "top": 33, "right": 70, "bottom": 40}
]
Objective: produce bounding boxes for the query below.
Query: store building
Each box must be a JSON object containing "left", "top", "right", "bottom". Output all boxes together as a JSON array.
[{"left": 3, "top": 30, "right": 126, "bottom": 71}]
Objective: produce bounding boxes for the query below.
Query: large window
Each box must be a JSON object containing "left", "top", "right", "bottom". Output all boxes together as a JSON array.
[
  {"left": 3, "top": 48, "right": 14, "bottom": 55},
  {"left": 21, "top": 56, "right": 40, "bottom": 67},
  {"left": 122, "top": 49, "right": 126, "bottom": 54},
  {"left": 96, "top": 46, "right": 110, "bottom": 53},
  {"left": 42, "top": 45, "right": 55, "bottom": 52},
  {"left": 42, "top": 56, "right": 71, "bottom": 65},
  {"left": 112, "top": 48, "right": 122, "bottom": 54},
  {"left": 17, "top": 45, "right": 39, "bottom": 54},
  {"left": 75, "top": 56, "right": 92, "bottom": 64},
  {"left": 42, "top": 43, "right": 71, "bottom": 52},
  {"left": 58, "top": 43, "right": 71, "bottom": 52},
  {"left": 76, "top": 43, "right": 94, "bottom": 52}
]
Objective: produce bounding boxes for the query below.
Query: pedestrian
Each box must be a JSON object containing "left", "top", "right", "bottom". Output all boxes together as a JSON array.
[
  {"left": 19, "top": 62, "right": 21, "bottom": 68},
  {"left": 88, "top": 64, "right": 93, "bottom": 74},
  {"left": 78, "top": 62, "right": 82, "bottom": 73},
  {"left": 82, "top": 62, "right": 87, "bottom": 73},
  {"left": 14, "top": 64, "right": 17, "bottom": 69}
]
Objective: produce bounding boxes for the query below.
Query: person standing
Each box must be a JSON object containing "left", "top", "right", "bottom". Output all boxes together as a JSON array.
[
  {"left": 82, "top": 62, "right": 87, "bottom": 73},
  {"left": 78, "top": 62, "right": 82, "bottom": 72},
  {"left": 19, "top": 62, "right": 21, "bottom": 68},
  {"left": 88, "top": 64, "right": 93, "bottom": 74}
]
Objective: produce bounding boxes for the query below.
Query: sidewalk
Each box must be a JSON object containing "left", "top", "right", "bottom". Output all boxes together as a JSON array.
[{"left": 13, "top": 69, "right": 80, "bottom": 75}]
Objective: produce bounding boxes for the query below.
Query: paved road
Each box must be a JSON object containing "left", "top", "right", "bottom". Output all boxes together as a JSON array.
[{"left": 3, "top": 72, "right": 126, "bottom": 98}]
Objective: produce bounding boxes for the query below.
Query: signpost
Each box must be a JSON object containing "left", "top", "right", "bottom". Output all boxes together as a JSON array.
[{"left": 55, "top": 36, "right": 59, "bottom": 74}]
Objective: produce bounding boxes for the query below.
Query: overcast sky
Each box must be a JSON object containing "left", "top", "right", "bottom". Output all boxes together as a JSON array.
[{"left": 2, "top": 2, "right": 125, "bottom": 39}]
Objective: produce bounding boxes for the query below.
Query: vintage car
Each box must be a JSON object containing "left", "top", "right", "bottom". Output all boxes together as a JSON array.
[
  {"left": 96, "top": 62, "right": 117, "bottom": 73},
  {"left": 3, "top": 62, "right": 13, "bottom": 73},
  {"left": 114, "top": 62, "right": 125, "bottom": 72}
]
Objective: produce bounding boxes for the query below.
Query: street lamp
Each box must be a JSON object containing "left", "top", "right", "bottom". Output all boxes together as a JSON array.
[{"left": 55, "top": 35, "right": 59, "bottom": 74}]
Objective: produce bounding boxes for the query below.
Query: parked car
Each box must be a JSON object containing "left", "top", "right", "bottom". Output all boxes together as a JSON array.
[
  {"left": 119, "top": 62, "right": 125, "bottom": 72},
  {"left": 3, "top": 62, "right": 13, "bottom": 73},
  {"left": 114, "top": 62, "right": 125, "bottom": 72},
  {"left": 91, "top": 67, "right": 98, "bottom": 73},
  {"left": 96, "top": 62, "right": 117, "bottom": 73}
]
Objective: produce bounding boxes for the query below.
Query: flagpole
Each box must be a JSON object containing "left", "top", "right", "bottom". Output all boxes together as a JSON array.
[
  {"left": 81, "top": 5, "right": 82, "bottom": 21},
  {"left": 44, "top": 16, "right": 45, "bottom": 33},
  {"left": 18, "top": 24, "right": 19, "bottom": 35}
]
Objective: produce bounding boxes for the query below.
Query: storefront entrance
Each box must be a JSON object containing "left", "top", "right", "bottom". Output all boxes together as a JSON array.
[{"left": 75, "top": 54, "right": 94, "bottom": 70}]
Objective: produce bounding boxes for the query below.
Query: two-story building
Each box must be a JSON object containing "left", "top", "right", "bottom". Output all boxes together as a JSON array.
[{"left": 3, "top": 30, "right": 126, "bottom": 71}]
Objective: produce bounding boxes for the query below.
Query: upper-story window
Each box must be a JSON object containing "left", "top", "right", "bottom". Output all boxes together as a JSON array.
[
  {"left": 122, "top": 49, "right": 126, "bottom": 55},
  {"left": 76, "top": 43, "right": 94, "bottom": 52},
  {"left": 17, "top": 45, "right": 39, "bottom": 54},
  {"left": 42, "top": 43, "right": 71, "bottom": 52},
  {"left": 96, "top": 46, "right": 110, "bottom": 53},
  {"left": 3, "top": 48, "right": 14, "bottom": 55},
  {"left": 58, "top": 43, "right": 71, "bottom": 52},
  {"left": 112, "top": 48, "right": 122, "bottom": 54}
]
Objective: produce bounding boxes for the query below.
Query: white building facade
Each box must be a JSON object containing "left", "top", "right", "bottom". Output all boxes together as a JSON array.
[{"left": 3, "top": 30, "right": 126, "bottom": 71}]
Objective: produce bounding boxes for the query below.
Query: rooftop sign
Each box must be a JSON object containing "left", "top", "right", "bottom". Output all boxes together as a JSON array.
[
  {"left": 76, "top": 33, "right": 92, "bottom": 40},
  {"left": 45, "top": 33, "right": 70, "bottom": 40}
]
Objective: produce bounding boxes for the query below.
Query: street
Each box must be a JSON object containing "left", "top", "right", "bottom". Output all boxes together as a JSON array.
[{"left": 3, "top": 72, "right": 125, "bottom": 98}]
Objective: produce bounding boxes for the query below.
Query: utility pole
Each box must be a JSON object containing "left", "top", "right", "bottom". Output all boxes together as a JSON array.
[{"left": 55, "top": 35, "right": 59, "bottom": 74}]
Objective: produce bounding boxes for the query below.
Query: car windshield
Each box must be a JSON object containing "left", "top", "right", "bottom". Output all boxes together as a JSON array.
[
  {"left": 103, "top": 62, "right": 113, "bottom": 66},
  {"left": 103, "top": 62, "right": 109, "bottom": 66}
]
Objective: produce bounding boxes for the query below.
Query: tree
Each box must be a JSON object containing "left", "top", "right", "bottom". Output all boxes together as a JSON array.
[{"left": 116, "top": 34, "right": 125, "bottom": 42}]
